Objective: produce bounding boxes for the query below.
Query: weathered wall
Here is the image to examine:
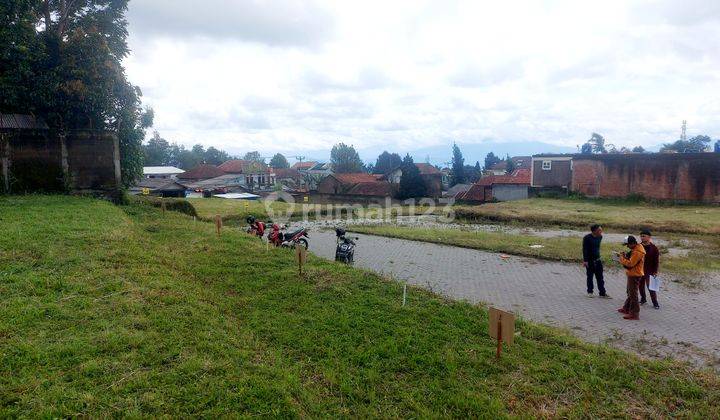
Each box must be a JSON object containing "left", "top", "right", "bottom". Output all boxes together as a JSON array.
[
  {"left": 422, "top": 174, "right": 443, "bottom": 198},
  {"left": 1, "top": 129, "right": 120, "bottom": 193},
  {"left": 492, "top": 184, "right": 529, "bottom": 201},
  {"left": 572, "top": 153, "right": 720, "bottom": 203},
  {"left": 531, "top": 159, "right": 572, "bottom": 187}
]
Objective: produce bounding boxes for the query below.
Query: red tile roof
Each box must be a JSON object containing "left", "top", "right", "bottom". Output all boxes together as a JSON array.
[
  {"left": 332, "top": 173, "right": 383, "bottom": 184},
  {"left": 176, "top": 164, "right": 225, "bottom": 180},
  {"left": 415, "top": 163, "right": 442, "bottom": 175},
  {"left": 291, "top": 161, "right": 317, "bottom": 170},
  {"left": 346, "top": 181, "right": 393, "bottom": 196},
  {"left": 219, "top": 159, "right": 269, "bottom": 174},
  {"left": 476, "top": 169, "right": 530, "bottom": 186},
  {"left": 273, "top": 168, "right": 303, "bottom": 179}
]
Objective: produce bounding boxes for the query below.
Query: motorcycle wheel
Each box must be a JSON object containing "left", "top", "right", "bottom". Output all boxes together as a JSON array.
[{"left": 298, "top": 238, "right": 309, "bottom": 250}]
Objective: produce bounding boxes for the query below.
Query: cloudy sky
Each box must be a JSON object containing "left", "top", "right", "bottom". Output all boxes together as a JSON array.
[{"left": 124, "top": 0, "right": 720, "bottom": 161}]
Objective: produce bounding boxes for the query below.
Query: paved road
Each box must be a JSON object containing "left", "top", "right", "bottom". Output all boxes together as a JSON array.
[{"left": 308, "top": 230, "right": 720, "bottom": 369}]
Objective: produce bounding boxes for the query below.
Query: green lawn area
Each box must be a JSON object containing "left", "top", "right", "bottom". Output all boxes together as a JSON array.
[
  {"left": 1, "top": 196, "right": 719, "bottom": 416},
  {"left": 187, "top": 198, "right": 359, "bottom": 224},
  {"left": 348, "top": 225, "right": 720, "bottom": 280},
  {"left": 452, "top": 198, "right": 720, "bottom": 234}
]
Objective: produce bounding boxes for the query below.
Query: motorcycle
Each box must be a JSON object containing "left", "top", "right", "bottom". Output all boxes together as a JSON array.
[
  {"left": 246, "top": 216, "right": 265, "bottom": 237},
  {"left": 334, "top": 228, "right": 358, "bottom": 264},
  {"left": 267, "top": 221, "right": 284, "bottom": 247},
  {"left": 281, "top": 226, "right": 310, "bottom": 250}
]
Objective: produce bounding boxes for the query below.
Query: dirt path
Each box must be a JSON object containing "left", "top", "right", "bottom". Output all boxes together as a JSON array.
[{"left": 307, "top": 229, "right": 720, "bottom": 370}]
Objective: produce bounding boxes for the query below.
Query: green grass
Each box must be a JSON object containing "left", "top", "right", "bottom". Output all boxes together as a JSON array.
[
  {"left": 188, "top": 198, "right": 359, "bottom": 224},
  {"left": 452, "top": 198, "right": 720, "bottom": 234},
  {"left": 1, "top": 195, "right": 719, "bottom": 417},
  {"left": 348, "top": 225, "right": 720, "bottom": 279}
]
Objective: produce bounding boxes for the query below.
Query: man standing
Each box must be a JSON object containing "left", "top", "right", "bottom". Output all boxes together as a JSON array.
[
  {"left": 583, "top": 224, "right": 610, "bottom": 298},
  {"left": 639, "top": 229, "right": 660, "bottom": 309},
  {"left": 617, "top": 235, "right": 646, "bottom": 320}
]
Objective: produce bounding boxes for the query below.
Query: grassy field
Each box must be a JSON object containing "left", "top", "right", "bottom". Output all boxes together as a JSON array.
[
  {"left": 188, "top": 198, "right": 359, "bottom": 224},
  {"left": 1, "top": 196, "right": 719, "bottom": 416},
  {"left": 347, "top": 225, "right": 720, "bottom": 280},
  {"left": 452, "top": 198, "right": 720, "bottom": 234}
]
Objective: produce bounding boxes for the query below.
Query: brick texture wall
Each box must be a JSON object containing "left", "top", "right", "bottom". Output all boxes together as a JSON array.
[{"left": 572, "top": 153, "right": 720, "bottom": 203}]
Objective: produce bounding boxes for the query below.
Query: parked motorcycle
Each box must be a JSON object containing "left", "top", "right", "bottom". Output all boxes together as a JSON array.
[
  {"left": 334, "top": 228, "right": 358, "bottom": 264},
  {"left": 267, "top": 220, "right": 284, "bottom": 247},
  {"left": 246, "top": 216, "right": 265, "bottom": 237}
]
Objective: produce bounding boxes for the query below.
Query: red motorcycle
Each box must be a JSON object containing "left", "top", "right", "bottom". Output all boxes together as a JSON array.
[
  {"left": 281, "top": 227, "right": 309, "bottom": 250},
  {"left": 267, "top": 221, "right": 284, "bottom": 247},
  {"left": 246, "top": 216, "right": 265, "bottom": 237}
]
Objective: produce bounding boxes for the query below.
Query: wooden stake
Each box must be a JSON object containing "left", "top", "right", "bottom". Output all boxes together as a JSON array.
[
  {"left": 496, "top": 318, "right": 503, "bottom": 359},
  {"left": 215, "top": 215, "right": 222, "bottom": 236},
  {"left": 402, "top": 284, "right": 407, "bottom": 306},
  {"left": 161, "top": 199, "right": 166, "bottom": 215}
]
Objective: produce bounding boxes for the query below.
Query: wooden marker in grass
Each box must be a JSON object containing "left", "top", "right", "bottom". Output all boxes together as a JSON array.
[
  {"left": 161, "top": 199, "right": 166, "bottom": 215},
  {"left": 295, "top": 243, "right": 307, "bottom": 276},
  {"left": 488, "top": 307, "right": 515, "bottom": 359},
  {"left": 214, "top": 215, "right": 222, "bottom": 236}
]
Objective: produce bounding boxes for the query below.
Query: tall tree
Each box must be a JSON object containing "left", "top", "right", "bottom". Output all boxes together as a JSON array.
[
  {"left": 483, "top": 152, "right": 501, "bottom": 170},
  {"left": 243, "top": 151, "right": 265, "bottom": 163},
  {"left": 397, "top": 154, "right": 426, "bottom": 199},
  {"left": 0, "top": 0, "right": 153, "bottom": 186},
  {"left": 632, "top": 146, "right": 646, "bottom": 153},
  {"left": 587, "top": 133, "right": 607, "bottom": 153},
  {"left": 505, "top": 154, "right": 516, "bottom": 175},
  {"left": 580, "top": 143, "right": 593, "bottom": 154},
  {"left": 204, "top": 147, "right": 229, "bottom": 165},
  {"left": 269, "top": 153, "right": 289, "bottom": 168},
  {"left": 374, "top": 151, "right": 403, "bottom": 174},
  {"left": 143, "top": 131, "right": 170, "bottom": 166},
  {"left": 331, "top": 143, "right": 364, "bottom": 173},
  {"left": 451, "top": 143, "right": 465, "bottom": 186},
  {"left": 661, "top": 135, "right": 711, "bottom": 153}
]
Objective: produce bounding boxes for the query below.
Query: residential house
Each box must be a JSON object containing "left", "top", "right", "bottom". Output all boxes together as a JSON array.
[
  {"left": 291, "top": 161, "right": 317, "bottom": 172},
  {"left": 130, "top": 178, "right": 187, "bottom": 198},
  {"left": 317, "top": 173, "right": 385, "bottom": 195},
  {"left": 304, "top": 162, "right": 334, "bottom": 190},
  {"left": 218, "top": 159, "right": 276, "bottom": 192},
  {"left": 273, "top": 168, "right": 307, "bottom": 192},
  {"left": 176, "top": 164, "right": 226, "bottom": 182},
  {"left": 444, "top": 183, "right": 472, "bottom": 198},
  {"left": 383, "top": 163, "right": 443, "bottom": 198},
  {"left": 458, "top": 169, "right": 531, "bottom": 203},
  {"left": 485, "top": 156, "right": 532, "bottom": 176},
  {"left": 143, "top": 166, "right": 184, "bottom": 179}
]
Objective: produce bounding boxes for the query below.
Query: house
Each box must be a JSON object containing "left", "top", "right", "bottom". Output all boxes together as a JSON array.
[
  {"left": 176, "top": 164, "right": 226, "bottom": 182},
  {"left": 383, "top": 163, "right": 443, "bottom": 198},
  {"left": 530, "top": 155, "right": 573, "bottom": 188},
  {"left": 316, "top": 173, "right": 385, "bottom": 195},
  {"left": 485, "top": 156, "right": 532, "bottom": 176},
  {"left": 218, "top": 159, "right": 276, "bottom": 192},
  {"left": 273, "top": 168, "right": 307, "bottom": 191},
  {"left": 291, "top": 161, "right": 317, "bottom": 172},
  {"left": 143, "top": 166, "right": 184, "bottom": 179},
  {"left": 458, "top": 169, "right": 531, "bottom": 203},
  {"left": 181, "top": 174, "right": 251, "bottom": 195},
  {"left": 306, "top": 162, "right": 333, "bottom": 176},
  {"left": 1, "top": 113, "right": 120, "bottom": 194},
  {"left": 130, "top": 178, "right": 187, "bottom": 198}
]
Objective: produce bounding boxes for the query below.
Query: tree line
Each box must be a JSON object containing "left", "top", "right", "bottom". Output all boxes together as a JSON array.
[{"left": 581, "top": 132, "right": 720, "bottom": 154}]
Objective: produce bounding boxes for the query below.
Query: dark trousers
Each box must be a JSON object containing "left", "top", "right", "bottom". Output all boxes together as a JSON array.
[
  {"left": 638, "top": 275, "right": 658, "bottom": 305},
  {"left": 623, "top": 276, "right": 641, "bottom": 317},
  {"left": 586, "top": 260, "right": 606, "bottom": 295}
]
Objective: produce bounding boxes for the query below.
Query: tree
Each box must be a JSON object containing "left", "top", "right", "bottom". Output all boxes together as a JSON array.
[
  {"left": 580, "top": 143, "right": 593, "bottom": 154},
  {"left": 504, "top": 154, "right": 516, "bottom": 175},
  {"left": 243, "top": 151, "right": 265, "bottom": 163},
  {"left": 451, "top": 143, "right": 465, "bottom": 186},
  {"left": 269, "top": 153, "right": 289, "bottom": 168},
  {"left": 632, "top": 146, "right": 646, "bottom": 153},
  {"left": 397, "top": 154, "right": 426, "bottom": 199},
  {"left": 587, "top": 133, "right": 607, "bottom": 153},
  {"left": 483, "top": 152, "right": 501, "bottom": 171},
  {"left": 464, "top": 165, "right": 481, "bottom": 183},
  {"left": 0, "top": 0, "right": 153, "bottom": 187},
  {"left": 144, "top": 131, "right": 171, "bottom": 166},
  {"left": 204, "top": 147, "right": 229, "bottom": 165},
  {"left": 715, "top": 140, "right": 720, "bottom": 153},
  {"left": 661, "top": 135, "right": 711, "bottom": 153},
  {"left": 330, "top": 143, "right": 364, "bottom": 173},
  {"left": 374, "top": 151, "right": 403, "bottom": 174}
]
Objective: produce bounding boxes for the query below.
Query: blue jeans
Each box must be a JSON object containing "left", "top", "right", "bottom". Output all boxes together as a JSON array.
[{"left": 586, "top": 260, "right": 606, "bottom": 295}]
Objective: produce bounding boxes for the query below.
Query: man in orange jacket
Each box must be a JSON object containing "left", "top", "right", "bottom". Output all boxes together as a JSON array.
[{"left": 616, "top": 235, "right": 646, "bottom": 320}]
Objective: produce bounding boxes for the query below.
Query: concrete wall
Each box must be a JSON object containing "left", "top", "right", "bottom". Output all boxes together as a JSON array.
[
  {"left": 531, "top": 158, "right": 572, "bottom": 187},
  {"left": 492, "top": 184, "right": 529, "bottom": 201},
  {"left": 0, "top": 129, "right": 120, "bottom": 193},
  {"left": 572, "top": 153, "right": 720, "bottom": 203}
]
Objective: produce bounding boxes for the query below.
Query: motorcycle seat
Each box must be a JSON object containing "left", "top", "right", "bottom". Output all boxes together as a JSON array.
[{"left": 284, "top": 229, "right": 304, "bottom": 240}]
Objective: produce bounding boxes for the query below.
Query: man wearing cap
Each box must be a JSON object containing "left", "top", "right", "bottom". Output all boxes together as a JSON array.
[
  {"left": 617, "top": 235, "right": 646, "bottom": 320},
  {"left": 639, "top": 229, "right": 660, "bottom": 309}
]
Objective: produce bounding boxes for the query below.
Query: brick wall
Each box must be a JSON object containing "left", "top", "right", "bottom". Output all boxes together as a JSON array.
[
  {"left": 571, "top": 153, "right": 720, "bottom": 203},
  {"left": 1, "top": 129, "right": 120, "bottom": 193}
]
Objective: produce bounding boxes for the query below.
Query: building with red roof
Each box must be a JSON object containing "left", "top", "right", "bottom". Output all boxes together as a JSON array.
[
  {"left": 457, "top": 169, "right": 530, "bottom": 203},
  {"left": 316, "top": 173, "right": 391, "bottom": 197},
  {"left": 176, "top": 164, "right": 226, "bottom": 181}
]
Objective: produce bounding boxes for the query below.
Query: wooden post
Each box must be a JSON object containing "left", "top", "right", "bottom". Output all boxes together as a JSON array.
[
  {"left": 215, "top": 215, "right": 222, "bottom": 236},
  {"left": 496, "top": 318, "right": 502, "bottom": 359},
  {"left": 402, "top": 284, "right": 407, "bottom": 306},
  {"left": 295, "top": 244, "right": 306, "bottom": 277},
  {"left": 161, "top": 199, "right": 166, "bottom": 215}
]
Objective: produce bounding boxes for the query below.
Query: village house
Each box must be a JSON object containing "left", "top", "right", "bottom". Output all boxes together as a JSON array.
[
  {"left": 384, "top": 163, "right": 443, "bottom": 198},
  {"left": 531, "top": 153, "right": 720, "bottom": 203},
  {"left": 130, "top": 178, "right": 187, "bottom": 198},
  {"left": 484, "top": 156, "right": 532, "bottom": 176},
  {"left": 218, "top": 159, "right": 276, "bottom": 191},
  {"left": 176, "top": 164, "right": 226, "bottom": 183},
  {"left": 273, "top": 168, "right": 307, "bottom": 192},
  {"left": 457, "top": 169, "right": 531, "bottom": 203},
  {"left": 291, "top": 161, "right": 317, "bottom": 172},
  {"left": 143, "top": 166, "right": 184, "bottom": 179}
]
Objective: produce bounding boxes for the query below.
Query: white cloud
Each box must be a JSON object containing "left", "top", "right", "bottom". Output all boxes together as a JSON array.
[{"left": 124, "top": 0, "right": 720, "bottom": 160}]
